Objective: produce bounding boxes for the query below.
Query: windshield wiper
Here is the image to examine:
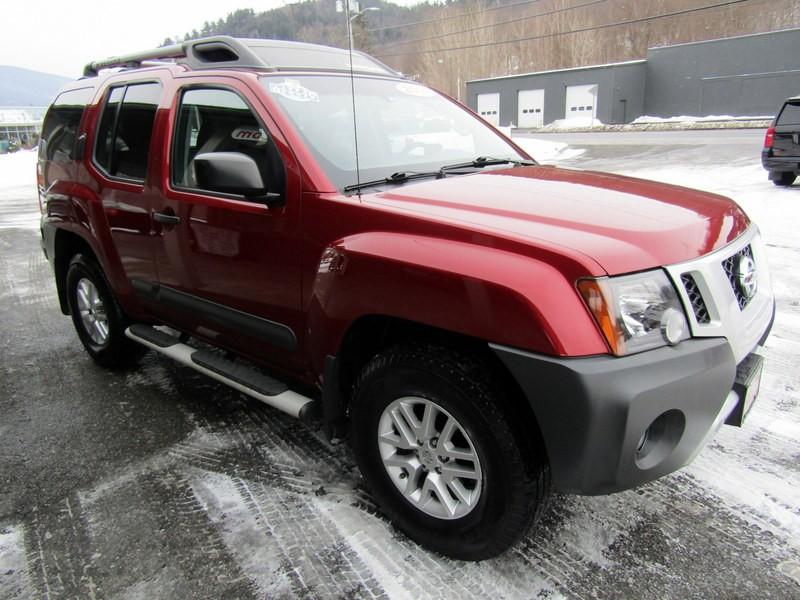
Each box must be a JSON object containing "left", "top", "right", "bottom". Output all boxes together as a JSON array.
[
  {"left": 342, "top": 157, "right": 537, "bottom": 193},
  {"left": 438, "top": 156, "right": 537, "bottom": 174},
  {"left": 343, "top": 170, "right": 442, "bottom": 193}
]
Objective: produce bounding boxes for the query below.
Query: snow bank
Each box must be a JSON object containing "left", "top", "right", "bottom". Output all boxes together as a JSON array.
[
  {"left": 0, "top": 149, "right": 38, "bottom": 188},
  {"left": 632, "top": 114, "right": 773, "bottom": 124},
  {"left": 537, "top": 116, "right": 605, "bottom": 131}
]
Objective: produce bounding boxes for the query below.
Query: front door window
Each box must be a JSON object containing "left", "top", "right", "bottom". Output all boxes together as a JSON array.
[{"left": 171, "top": 88, "right": 285, "bottom": 199}]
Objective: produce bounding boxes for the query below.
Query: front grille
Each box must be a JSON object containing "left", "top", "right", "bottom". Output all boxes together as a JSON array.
[
  {"left": 681, "top": 273, "right": 710, "bottom": 324},
  {"left": 722, "top": 245, "right": 755, "bottom": 310}
]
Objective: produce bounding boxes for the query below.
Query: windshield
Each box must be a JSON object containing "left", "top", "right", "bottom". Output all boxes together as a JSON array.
[{"left": 261, "top": 75, "right": 526, "bottom": 191}]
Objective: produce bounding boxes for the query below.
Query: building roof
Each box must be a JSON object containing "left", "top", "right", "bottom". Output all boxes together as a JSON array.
[
  {"left": 467, "top": 59, "right": 646, "bottom": 85},
  {"left": 467, "top": 27, "right": 800, "bottom": 86},
  {"left": 0, "top": 108, "right": 43, "bottom": 126},
  {"left": 648, "top": 26, "right": 800, "bottom": 51}
]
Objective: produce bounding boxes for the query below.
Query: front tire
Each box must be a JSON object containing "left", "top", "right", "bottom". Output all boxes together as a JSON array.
[
  {"left": 771, "top": 172, "right": 797, "bottom": 186},
  {"left": 350, "top": 343, "right": 550, "bottom": 560},
  {"left": 65, "top": 253, "right": 144, "bottom": 368}
]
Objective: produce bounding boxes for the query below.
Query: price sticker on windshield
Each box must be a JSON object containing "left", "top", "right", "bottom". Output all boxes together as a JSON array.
[{"left": 269, "top": 79, "right": 320, "bottom": 103}]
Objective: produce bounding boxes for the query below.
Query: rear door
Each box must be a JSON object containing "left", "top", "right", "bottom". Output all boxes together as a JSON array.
[
  {"left": 90, "top": 80, "right": 164, "bottom": 310},
  {"left": 773, "top": 101, "right": 800, "bottom": 158},
  {"left": 151, "top": 79, "right": 305, "bottom": 372}
]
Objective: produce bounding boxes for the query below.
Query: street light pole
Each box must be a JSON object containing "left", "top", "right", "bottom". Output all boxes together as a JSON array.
[{"left": 348, "top": 6, "right": 379, "bottom": 49}]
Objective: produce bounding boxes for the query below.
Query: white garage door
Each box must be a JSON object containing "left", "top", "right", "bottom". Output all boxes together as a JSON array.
[
  {"left": 565, "top": 84, "right": 598, "bottom": 121},
  {"left": 517, "top": 89, "right": 545, "bottom": 128},
  {"left": 477, "top": 93, "right": 500, "bottom": 126}
]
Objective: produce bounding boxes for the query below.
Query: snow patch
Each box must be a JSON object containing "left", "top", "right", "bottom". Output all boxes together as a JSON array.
[
  {"left": 190, "top": 471, "right": 292, "bottom": 597},
  {"left": 513, "top": 137, "right": 586, "bottom": 163},
  {"left": 537, "top": 117, "right": 606, "bottom": 131},
  {"left": 315, "top": 497, "right": 556, "bottom": 598},
  {"left": 0, "top": 150, "right": 38, "bottom": 188},
  {"left": 0, "top": 525, "right": 33, "bottom": 597}
]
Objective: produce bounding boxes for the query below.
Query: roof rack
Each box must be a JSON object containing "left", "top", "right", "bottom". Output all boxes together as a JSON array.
[
  {"left": 83, "top": 36, "right": 399, "bottom": 78},
  {"left": 83, "top": 37, "right": 267, "bottom": 77}
]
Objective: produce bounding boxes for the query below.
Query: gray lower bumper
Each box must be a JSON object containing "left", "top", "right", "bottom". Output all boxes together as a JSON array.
[
  {"left": 492, "top": 338, "right": 739, "bottom": 495},
  {"left": 762, "top": 152, "right": 799, "bottom": 174}
]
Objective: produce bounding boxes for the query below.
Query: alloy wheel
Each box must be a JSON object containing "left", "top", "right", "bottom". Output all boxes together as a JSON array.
[
  {"left": 377, "top": 396, "right": 483, "bottom": 520},
  {"left": 76, "top": 277, "right": 109, "bottom": 346}
]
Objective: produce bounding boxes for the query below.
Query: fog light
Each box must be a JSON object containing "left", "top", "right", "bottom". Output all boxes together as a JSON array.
[
  {"left": 635, "top": 409, "right": 686, "bottom": 470},
  {"left": 660, "top": 308, "right": 687, "bottom": 345}
]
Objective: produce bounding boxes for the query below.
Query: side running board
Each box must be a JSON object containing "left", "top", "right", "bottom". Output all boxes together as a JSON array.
[{"left": 125, "top": 324, "right": 316, "bottom": 421}]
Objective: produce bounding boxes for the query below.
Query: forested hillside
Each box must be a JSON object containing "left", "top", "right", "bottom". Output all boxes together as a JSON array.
[{"left": 171, "top": 0, "right": 800, "bottom": 98}]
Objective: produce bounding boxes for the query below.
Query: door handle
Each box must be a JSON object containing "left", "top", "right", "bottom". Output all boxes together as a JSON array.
[{"left": 153, "top": 211, "right": 181, "bottom": 225}]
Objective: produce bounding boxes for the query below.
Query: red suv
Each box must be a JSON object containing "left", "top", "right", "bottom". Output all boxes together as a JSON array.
[{"left": 38, "top": 36, "right": 775, "bottom": 560}]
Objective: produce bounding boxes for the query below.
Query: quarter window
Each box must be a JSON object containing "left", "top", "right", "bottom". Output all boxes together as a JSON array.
[
  {"left": 171, "top": 88, "right": 285, "bottom": 198},
  {"left": 94, "top": 82, "right": 161, "bottom": 181},
  {"left": 40, "top": 87, "right": 93, "bottom": 163}
]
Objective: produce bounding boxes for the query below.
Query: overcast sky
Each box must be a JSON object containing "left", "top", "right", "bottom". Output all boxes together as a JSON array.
[{"left": 1, "top": 0, "right": 419, "bottom": 78}]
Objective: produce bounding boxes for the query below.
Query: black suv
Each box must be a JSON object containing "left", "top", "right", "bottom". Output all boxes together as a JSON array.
[{"left": 762, "top": 96, "right": 800, "bottom": 186}]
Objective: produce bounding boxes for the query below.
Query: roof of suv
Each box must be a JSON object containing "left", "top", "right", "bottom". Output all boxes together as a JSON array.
[{"left": 83, "top": 36, "right": 400, "bottom": 79}]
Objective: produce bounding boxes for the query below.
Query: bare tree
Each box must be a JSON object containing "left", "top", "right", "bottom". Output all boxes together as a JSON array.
[{"left": 380, "top": 0, "right": 800, "bottom": 97}]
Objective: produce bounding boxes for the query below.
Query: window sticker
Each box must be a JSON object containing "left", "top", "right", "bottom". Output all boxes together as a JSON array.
[
  {"left": 396, "top": 82, "right": 436, "bottom": 98},
  {"left": 268, "top": 79, "right": 320, "bottom": 103},
  {"left": 231, "top": 127, "right": 268, "bottom": 145}
]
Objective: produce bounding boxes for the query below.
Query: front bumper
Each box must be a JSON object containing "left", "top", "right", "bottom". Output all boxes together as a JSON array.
[{"left": 492, "top": 336, "right": 768, "bottom": 495}]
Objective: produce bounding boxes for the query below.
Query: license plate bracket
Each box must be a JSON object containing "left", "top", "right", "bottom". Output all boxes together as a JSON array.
[{"left": 725, "top": 353, "right": 764, "bottom": 427}]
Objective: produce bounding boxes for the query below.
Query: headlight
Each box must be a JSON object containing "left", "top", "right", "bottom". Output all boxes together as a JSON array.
[{"left": 578, "top": 270, "right": 689, "bottom": 356}]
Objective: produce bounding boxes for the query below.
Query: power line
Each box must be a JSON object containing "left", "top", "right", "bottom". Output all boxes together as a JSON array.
[
  {"left": 366, "top": 0, "right": 550, "bottom": 34},
  {"left": 375, "top": 0, "right": 755, "bottom": 59},
  {"left": 380, "top": 0, "right": 609, "bottom": 50}
]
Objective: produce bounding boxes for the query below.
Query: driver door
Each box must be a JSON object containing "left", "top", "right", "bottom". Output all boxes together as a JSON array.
[{"left": 151, "top": 80, "right": 305, "bottom": 373}]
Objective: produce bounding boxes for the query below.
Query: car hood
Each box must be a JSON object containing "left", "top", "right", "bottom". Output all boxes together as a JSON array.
[{"left": 367, "top": 165, "right": 750, "bottom": 275}]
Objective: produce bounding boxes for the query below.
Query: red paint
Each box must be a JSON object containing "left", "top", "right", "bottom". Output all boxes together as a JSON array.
[{"left": 40, "top": 64, "right": 754, "bottom": 389}]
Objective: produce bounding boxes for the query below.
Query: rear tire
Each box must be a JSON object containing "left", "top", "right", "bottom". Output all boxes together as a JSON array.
[
  {"left": 350, "top": 343, "right": 550, "bottom": 560},
  {"left": 65, "top": 253, "right": 145, "bottom": 368},
  {"left": 771, "top": 172, "right": 796, "bottom": 186}
]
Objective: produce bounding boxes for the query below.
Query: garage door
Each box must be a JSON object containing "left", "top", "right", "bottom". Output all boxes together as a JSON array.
[
  {"left": 565, "top": 84, "right": 598, "bottom": 121},
  {"left": 477, "top": 93, "right": 500, "bottom": 126},
  {"left": 518, "top": 89, "right": 544, "bottom": 128}
]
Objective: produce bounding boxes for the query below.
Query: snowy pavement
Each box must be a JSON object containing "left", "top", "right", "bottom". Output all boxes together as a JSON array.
[{"left": 1, "top": 137, "right": 799, "bottom": 599}]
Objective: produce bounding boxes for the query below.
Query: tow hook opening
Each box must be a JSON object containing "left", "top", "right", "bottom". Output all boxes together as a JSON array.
[{"left": 635, "top": 409, "right": 686, "bottom": 470}]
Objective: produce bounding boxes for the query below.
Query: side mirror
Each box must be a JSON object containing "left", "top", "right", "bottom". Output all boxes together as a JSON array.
[{"left": 193, "top": 152, "right": 283, "bottom": 207}]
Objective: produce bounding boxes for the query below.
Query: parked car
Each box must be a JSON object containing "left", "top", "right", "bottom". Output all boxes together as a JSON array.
[
  {"left": 762, "top": 95, "right": 800, "bottom": 186},
  {"left": 38, "top": 36, "right": 775, "bottom": 560}
]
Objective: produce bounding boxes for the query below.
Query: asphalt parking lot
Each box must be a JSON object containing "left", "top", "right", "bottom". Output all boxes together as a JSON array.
[{"left": 1, "top": 132, "right": 799, "bottom": 599}]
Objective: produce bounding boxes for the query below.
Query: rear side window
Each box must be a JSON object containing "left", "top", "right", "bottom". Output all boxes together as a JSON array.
[
  {"left": 94, "top": 82, "right": 161, "bottom": 181},
  {"left": 171, "top": 87, "right": 285, "bottom": 198},
  {"left": 777, "top": 102, "right": 800, "bottom": 126},
  {"left": 40, "top": 88, "right": 93, "bottom": 163}
]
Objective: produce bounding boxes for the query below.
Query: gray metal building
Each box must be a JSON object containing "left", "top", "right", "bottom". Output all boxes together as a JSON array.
[{"left": 466, "top": 27, "right": 800, "bottom": 127}]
